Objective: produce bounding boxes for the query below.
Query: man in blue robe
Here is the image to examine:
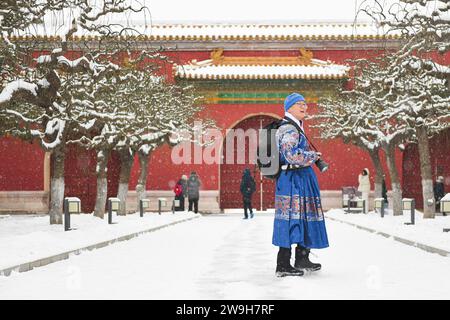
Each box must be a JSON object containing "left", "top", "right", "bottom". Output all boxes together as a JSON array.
[{"left": 274, "top": 93, "right": 329, "bottom": 277}]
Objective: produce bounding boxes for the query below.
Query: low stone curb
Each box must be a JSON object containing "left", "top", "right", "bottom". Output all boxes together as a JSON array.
[
  {"left": 327, "top": 216, "right": 450, "bottom": 257},
  {"left": 0, "top": 215, "right": 200, "bottom": 277}
]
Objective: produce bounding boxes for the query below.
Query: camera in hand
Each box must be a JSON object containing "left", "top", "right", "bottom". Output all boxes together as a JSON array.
[{"left": 315, "top": 159, "right": 329, "bottom": 172}]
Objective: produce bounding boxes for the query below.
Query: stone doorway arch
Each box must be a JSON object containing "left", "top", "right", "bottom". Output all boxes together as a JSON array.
[{"left": 219, "top": 114, "right": 280, "bottom": 211}]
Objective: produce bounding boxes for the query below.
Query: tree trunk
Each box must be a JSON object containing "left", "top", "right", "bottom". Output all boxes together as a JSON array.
[
  {"left": 416, "top": 126, "right": 435, "bottom": 219},
  {"left": 136, "top": 150, "right": 150, "bottom": 209},
  {"left": 368, "top": 147, "right": 384, "bottom": 199},
  {"left": 117, "top": 148, "right": 134, "bottom": 215},
  {"left": 385, "top": 144, "right": 402, "bottom": 216},
  {"left": 94, "top": 149, "right": 110, "bottom": 219},
  {"left": 49, "top": 148, "right": 65, "bottom": 224}
]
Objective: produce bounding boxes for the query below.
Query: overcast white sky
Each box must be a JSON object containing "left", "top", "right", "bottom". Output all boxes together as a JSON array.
[{"left": 145, "top": 0, "right": 399, "bottom": 23}]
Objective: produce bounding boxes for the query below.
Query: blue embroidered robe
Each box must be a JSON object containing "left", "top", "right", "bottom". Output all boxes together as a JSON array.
[{"left": 272, "top": 122, "right": 329, "bottom": 249}]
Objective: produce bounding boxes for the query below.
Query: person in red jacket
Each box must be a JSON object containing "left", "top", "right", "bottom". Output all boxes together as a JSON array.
[{"left": 173, "top": 175, "right": 187, "bottom": 211}]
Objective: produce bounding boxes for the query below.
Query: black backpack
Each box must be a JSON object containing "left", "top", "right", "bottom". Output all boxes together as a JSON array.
[
  {"left": 241, "top": 177, "right": 256, "bottom": 196},
  {"left": 256, "top": 116, "right": 306, "bottom": 180},
  {"left": 256, "top": 117, "right": 285, "bottom": 179}
]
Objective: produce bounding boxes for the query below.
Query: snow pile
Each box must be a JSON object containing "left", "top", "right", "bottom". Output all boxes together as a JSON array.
[
  {"left": 0, "top": 212, "right": 198, "bottom": 271},
  {"left": 441, "top": 193, "right": 450, "bottom": 201},
  {"left": 325, "top": 209, "right": 450, "bottom": 252}
]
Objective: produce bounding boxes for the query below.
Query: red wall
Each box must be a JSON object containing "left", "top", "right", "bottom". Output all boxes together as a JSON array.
[
  {"left": 126, "top": 102, "right": 403, "bottom": 192},
  {"left": 403, "top": 128, "right": 450, "bottom": 208},
  {"left": 0, "top": 137, "right": 44, "bottom": 191},
  {"left": 9, "top": 47, "right": 447, "bottom": 206},
  {"left": 135, "top": 47, "right": 407, "bottom": 192},
  {"left": 64, "top": 145, "right": 120, "bottom": 213}
]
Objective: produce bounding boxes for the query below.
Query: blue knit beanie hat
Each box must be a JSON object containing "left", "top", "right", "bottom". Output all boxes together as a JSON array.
[{"left": 284, "top": 93, "right": 305, "bottom": 112}]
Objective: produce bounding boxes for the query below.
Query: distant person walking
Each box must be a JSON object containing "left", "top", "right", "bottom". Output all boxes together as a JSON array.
[
  {"left": 434, "top": 176, "right": 445, "bottom": 215},
  {"left": 187, "top": 171, "right": 201, "bottom": 214},
  {"left": 358, "top": 168, "right": 370, "bottom": 213},
  {"left": 240, "top": 168, "right": 256, "bottom": 219}
]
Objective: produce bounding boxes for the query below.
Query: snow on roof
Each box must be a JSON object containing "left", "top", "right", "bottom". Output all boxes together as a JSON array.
[
  {"left": 11, "top": 22, "right": 400, "bottom": 41},
  {"left": 175, "top": 51, "right": 350, "bottom": 80},
  {"left": 144, "top": 22, "right": 397, "bottom": 39},
  {"left": 175, "top": 62, "right": 349, "bottom": 80}
]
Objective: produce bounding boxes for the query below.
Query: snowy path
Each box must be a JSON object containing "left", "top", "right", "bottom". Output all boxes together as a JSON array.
[{"left": 1, "top": 214, "right": 449, "bottom": 299}]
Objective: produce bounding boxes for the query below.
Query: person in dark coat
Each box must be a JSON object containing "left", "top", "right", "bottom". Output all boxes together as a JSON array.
[
  {"left": 174, "top": 175, "right": 188, "bottom": 211},
  {"left": 187, "top": 172, "right": 201, "bottom": 214},
  {"left": 240, "top": 168, "right": 256, "bottom": 219},
  {"left": 434, "top": 176, "right": 445, "bottom": 214}
]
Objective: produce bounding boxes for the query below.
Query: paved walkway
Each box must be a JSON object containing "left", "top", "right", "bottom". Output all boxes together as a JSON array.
[{"left": 1, "top": 214, "right": 449, "bottom": 299}]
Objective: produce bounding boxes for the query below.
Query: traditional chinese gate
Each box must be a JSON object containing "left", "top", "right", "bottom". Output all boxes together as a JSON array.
[{"left": 220, "top": 115, "right": 279, "bottom": 211}]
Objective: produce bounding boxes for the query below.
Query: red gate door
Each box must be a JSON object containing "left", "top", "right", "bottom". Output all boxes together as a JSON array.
[{"left": 220, "top": 115, "right": 278, "bottom": 210}]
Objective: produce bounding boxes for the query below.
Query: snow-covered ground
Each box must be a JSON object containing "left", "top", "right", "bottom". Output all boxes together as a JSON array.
[
  {"left": 0, "top": 211, "right": 197, "bottom": 270},
  {"left": 1, "top": 212, "right": 449, "bottom": 299},
  {"left": 326, "top": 209, "right": 450, "bottom": 252}
]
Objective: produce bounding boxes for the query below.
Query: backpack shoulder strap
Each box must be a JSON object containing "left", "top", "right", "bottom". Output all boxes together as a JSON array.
[
  {"left": 281, "top": 116, "right": 319, "bottom": 152},
  {"left": 282, "top": 116, "right": 304, "bottom": 135}
]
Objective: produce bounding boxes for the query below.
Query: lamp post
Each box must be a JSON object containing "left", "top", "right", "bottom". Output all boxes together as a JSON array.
[
  {"left": 347, "top": 198, "right": 365, "bottom": 214},
  {"left": 402, "top": 198, "right": 415, "bottom": 225},
  {"left": 108, "top": 198, "right": 120, "bottom": 224},
  {"left": 440, "top": 194, "right": 450, "bottom": 232},
  {"left": 172, "top": 199, "right": 180, "bottom": 214},
  {"left": 342, "top": 187, "right": 355, "bottom": 209},
  {"left": 158, "top": 198, "right": 167, "bottom": 215},
  {"left": 140, "top": 199, "right": 150, "bottom": 217},
  {"left": 64, "top": 197, "right": 80, "bottom": 231},
  {"left": 343, "top": 192, "right": 350, "bottom": 209},
  {"left": 374, "top": 198, "right": 385, "bottom": 218}
]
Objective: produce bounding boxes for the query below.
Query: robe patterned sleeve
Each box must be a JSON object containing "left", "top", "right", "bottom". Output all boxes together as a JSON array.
[{"left": 276, "top": 124, "right": 318, "bottom": 167}]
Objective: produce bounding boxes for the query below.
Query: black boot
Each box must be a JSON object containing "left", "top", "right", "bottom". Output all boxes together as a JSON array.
[
  {"left": 276, "top": 247, "right": 304, "bottom": 277},
  {"left": 294, "top": 245, "right": 321, "bottom": 272}
]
